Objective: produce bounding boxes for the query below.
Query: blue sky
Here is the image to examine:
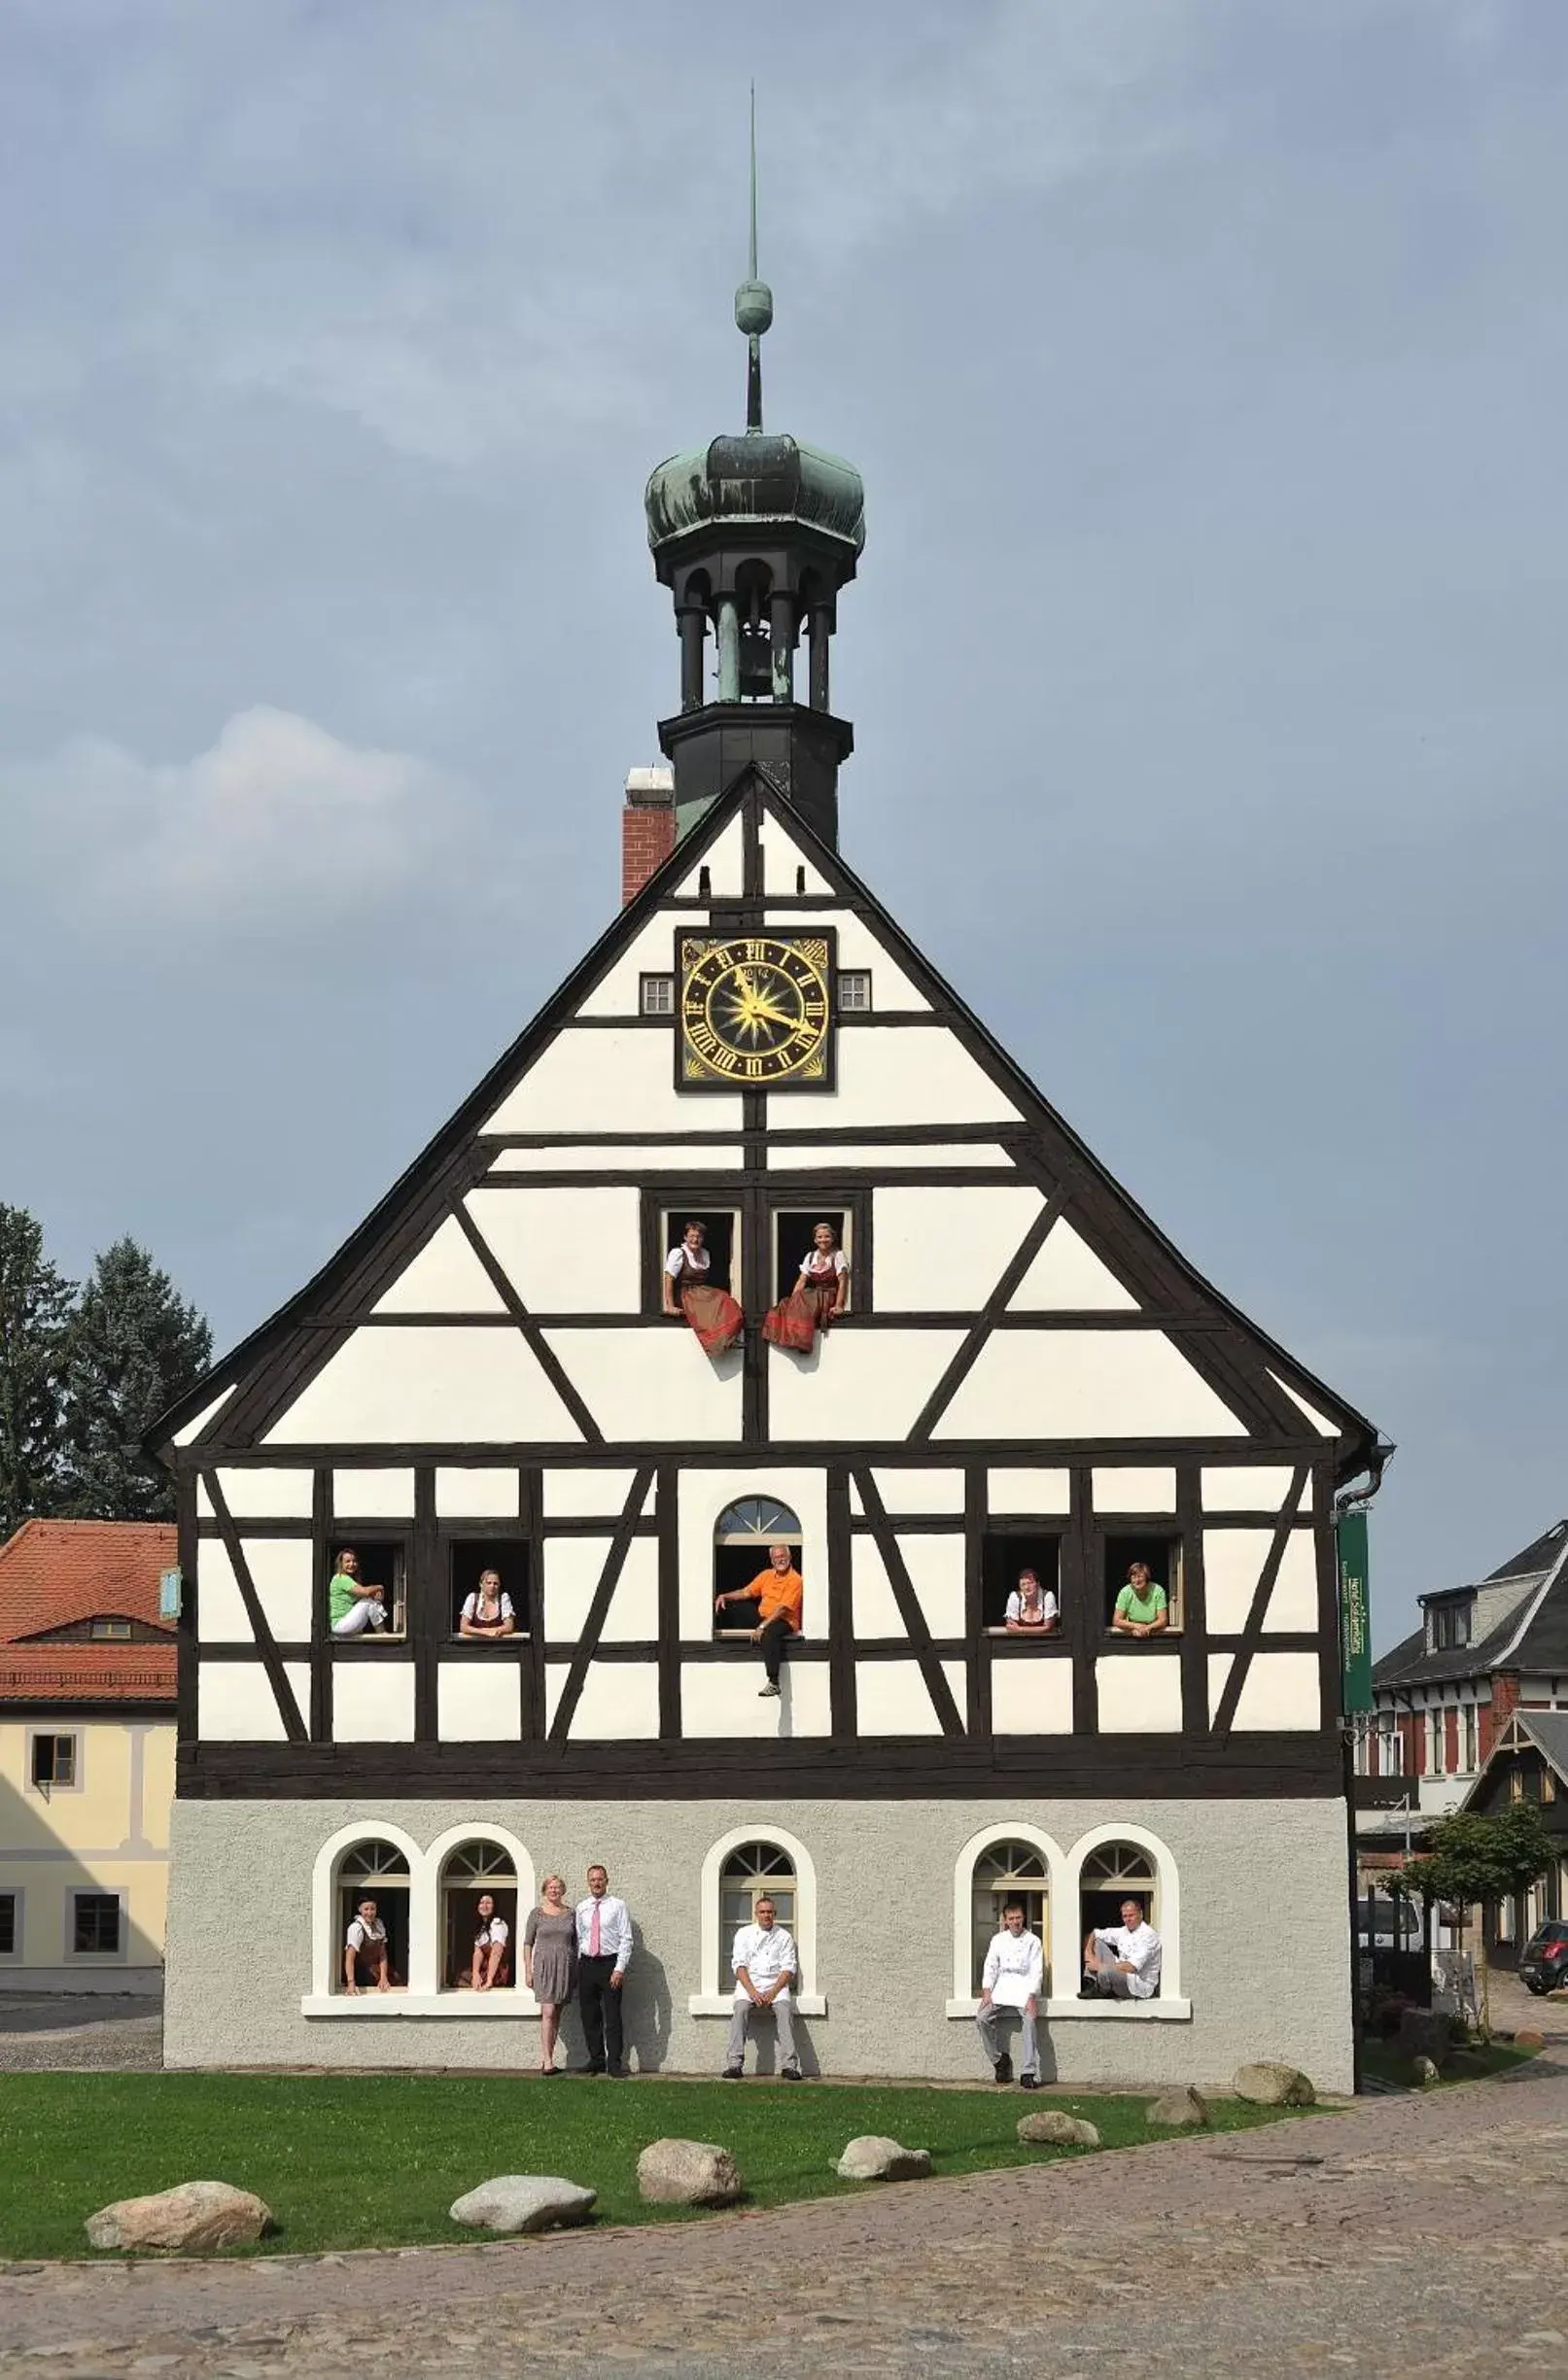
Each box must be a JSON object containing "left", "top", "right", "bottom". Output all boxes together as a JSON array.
[{"left": 3, "top": 0, "right": 1564, "bottom": 1649}]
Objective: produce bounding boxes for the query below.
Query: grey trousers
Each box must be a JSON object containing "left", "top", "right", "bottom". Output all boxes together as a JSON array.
[
  {"left": 975, "top": 1999, "right": 1039, "bottom": 2078},
  {"left": 725, "top": 1996, "right": 799, "bottom": 2073},
  {"left": 1086, "top": 1949, "right": 1132, "bottom": 1998}
]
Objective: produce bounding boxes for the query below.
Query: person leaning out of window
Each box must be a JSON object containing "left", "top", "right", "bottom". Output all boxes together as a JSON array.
[
  {"left": 459, "top": 1568, "right": 515, "bottom": 1639},
  {"left": 329, "top": 1547, "right": 388, "bottom": 1638},
  {"left": 1111, "top": 1559, "right": 1167, "bottom": 1638},
  {"left": 714, "top": 1542, "right": 803, "bottom": 1700},
  {"left": 1004, "top": 1567, "right": 1059, "bottom": 1635}
]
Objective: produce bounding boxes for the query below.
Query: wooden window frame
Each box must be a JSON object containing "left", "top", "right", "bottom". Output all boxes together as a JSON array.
[
  {"left": 28, "top": 1730, "right": 80, "bottom": 1794},
  {"left": 325, "top": 1531, "right": 412, "bottom": 1646},
  {"left": 768, "top": 1190, "right": 870, "bottom": 1314},
  {"left": 981, "top": 1527, "right": 1067, "bottom": 1640},
  {"left": 443, "top": 1528, "right": 532, "bottom": 1645},
  {"left": 716, "top": 1841, "right": 800, "bottom": 1993},
  {"left": 969, "top": 1838, "right": 1050, "bottom": 1994},
  {"left": 67, "top": 1887, "right": 125, "bottom": 1960},
  {"left": 1098, "top": 1526, "right": 1185, "bottom": 1638},
  {"left": 837, "top": 969, "right": 873, "bottom": 1015},
  {"left": 643, "top": 1190, "right": 746, "bottom": 1314}
]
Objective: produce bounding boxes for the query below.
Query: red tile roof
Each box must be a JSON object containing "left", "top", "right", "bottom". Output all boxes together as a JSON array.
[{"left": 0, "top": 1521, "right": 177, "bottom": 1706}]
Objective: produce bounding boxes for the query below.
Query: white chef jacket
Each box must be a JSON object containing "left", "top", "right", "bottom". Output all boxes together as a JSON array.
[
  {"left": 981, "top": 1928, "right": 1044, "bottom": 2003},
  {"left": 575, "top": 1891, "right": 633, "bottom": 1974},
  {"left": 731, "top": 1919, "right": 797, "bottom": 2002},
  {"left": 1094, "top": 1920, "right": 1162, "bottom": 1999}
]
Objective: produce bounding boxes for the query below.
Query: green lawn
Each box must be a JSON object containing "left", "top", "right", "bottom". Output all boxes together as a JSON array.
[
  {"left": 0, "top": 2073, "right": 1302, "bottom": 2259},
  {"left": 1358, "top": 2037, "right": 1539, "bottom": 2092}
]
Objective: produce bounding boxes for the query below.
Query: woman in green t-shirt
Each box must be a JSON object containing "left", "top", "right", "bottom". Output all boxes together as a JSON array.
[{"left": 1111, "top": 1560, "right": 1168, "bottom": 1638}]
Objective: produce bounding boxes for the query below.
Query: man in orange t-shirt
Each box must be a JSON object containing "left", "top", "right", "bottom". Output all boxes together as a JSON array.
[{"left": 714, "top": 1543, "right": 803, "bottom": 1700}]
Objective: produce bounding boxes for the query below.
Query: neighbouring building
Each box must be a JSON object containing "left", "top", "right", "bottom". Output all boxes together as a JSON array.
[
  {"left": 151, "top": 229, "right": 1384, "bottom": 2090},
  {"left": 1361, "top": 1517, "right": 1568, "bottom": 1814},
  {"left": 1458, "top": 1709, "right": 1568, "bottom": 1964},
  {"left": 0, "top": 1520, "right": 177, "bottom": 1990}
]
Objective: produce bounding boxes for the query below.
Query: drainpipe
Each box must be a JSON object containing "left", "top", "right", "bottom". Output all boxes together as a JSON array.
[{"left": 1336, "top": 1441, "right": 1396, "bottom": 2096}]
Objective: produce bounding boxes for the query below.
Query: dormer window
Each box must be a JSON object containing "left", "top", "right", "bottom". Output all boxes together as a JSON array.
[
  {"left": 1429, "top": 1598, "right": 1473, "bottom": 1653},
  {"left": 89, "top": 1618, "right": 133, "bottom": 1641}
]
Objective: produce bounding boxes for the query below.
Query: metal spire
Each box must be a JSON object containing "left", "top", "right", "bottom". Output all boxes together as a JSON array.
[{"left": 734, "top": 82, "right": 773, "bottom": 432}]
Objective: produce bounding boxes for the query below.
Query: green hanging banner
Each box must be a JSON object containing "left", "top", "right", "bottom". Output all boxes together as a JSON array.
[{"left": 1337, "top": 1510, "right": 1373, "bottom": 1713}]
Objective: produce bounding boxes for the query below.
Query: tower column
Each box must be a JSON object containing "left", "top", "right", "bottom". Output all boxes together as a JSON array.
[
  {"left": 678, "top": 603, "right": 707, "bottom": 710},
  {"left": 770, "top": 592, "right": 795, "bottom": 702},
  {"left": 809, "top": 603, "right": 832, "bottom": 711}
]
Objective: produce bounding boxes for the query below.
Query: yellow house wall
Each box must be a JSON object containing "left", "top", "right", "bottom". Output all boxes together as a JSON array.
[{"left": 0, "top": 1716, "right": 175, "bottom": 1986}]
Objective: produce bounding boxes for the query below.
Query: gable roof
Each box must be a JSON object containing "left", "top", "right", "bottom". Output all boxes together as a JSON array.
[
  {"left": 1374, "top": 1517, "right": 1568, "bottom": 1693},
  {"left": 0, "top": 1520, "right": 176, "bottom": 1707},
  {"left": 148, "top": 770, "right": 1382, "bottom": 1470},
  {"left": 1459, "top": 1707, "right": 1568, "bottom": 1813}
]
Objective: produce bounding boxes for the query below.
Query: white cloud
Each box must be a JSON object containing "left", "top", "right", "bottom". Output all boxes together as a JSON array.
[{"left": 8, "top": 706, "right": 463, "bottom": 928}]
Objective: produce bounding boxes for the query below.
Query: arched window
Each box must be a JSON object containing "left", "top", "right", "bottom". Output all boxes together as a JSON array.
[
  {"left": 1079, "top": 1839, "right": 1158, "bottom": 1936},
  {"left": 333, "top": 1838, "right": 410, "bottom": 1994},
  {"left": 713, "top": 1498, "right": 803, "bottom": 1637},
  {"left": 1069, "top": 1827, "right": 1182, "bottom": 2002},
  {"left": 437, "top": 1838, "right": 519, "bottom": 1991},
  {"left": 969, "top": 1840, "right": 1048, "bottom": 1993},
  {"left": 717, "top": 1841, "right": 797, "bottom": 1989}
]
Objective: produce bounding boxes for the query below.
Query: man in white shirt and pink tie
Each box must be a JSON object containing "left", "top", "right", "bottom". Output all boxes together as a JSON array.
[{"left": 575, "top": 1863, "right": 633, "bottom": 2075}]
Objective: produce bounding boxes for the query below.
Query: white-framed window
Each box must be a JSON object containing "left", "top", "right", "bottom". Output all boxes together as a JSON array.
[
  {"left": 1461, "top": 1704, "right": 1479, "bottom": 1775},
  {"left": 968, "top": 1839, "right": 1049, "bottom": 1994},
  {"left": 68, "top": 1889, "right": 124, "bottom": 1959},
  {"left": 333, "top": 1837, "right": 411, "bottom": 1994},
  {"left": 658, "top": 1204, "right": 743, "bottom": 1304},
  {"left": 837, "top": 971, "right": 872, "bottom": 1013},
  {"left": 438, "top": 1837, "right": 519, "bottom": 1991},
  {"left": 28, "top": 1731, "right": 79, "bottom": 1793},
  {"left": 1067, "top": 1825, "right": 1182, "bottom": 2005},
  {"left": 305, "top": 1821, "right": 537, "bottom": 2014},
  {"left": 327, "top": 1537, "right": 409, "bottom": 1640},
  {"left": 0, "top": 1889, "right": 20, "bottom": 1959},
  {"left": 770, "top": 1206, "right": 856, "bottom": 1311},
  {"left": 641, "top": 974, "right": 676, "bottom": 1017},
  {"left": 690, "top": 1821, "right": 822, "bottom": 2018},
  {"left": 1426, "top": 1709, "right": 1445, "bottom": 1776}
]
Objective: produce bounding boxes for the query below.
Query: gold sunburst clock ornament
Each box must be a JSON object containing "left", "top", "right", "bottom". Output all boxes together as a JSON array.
[{"left": 678, "top": 934, "right": 833, "bottom": 1087}]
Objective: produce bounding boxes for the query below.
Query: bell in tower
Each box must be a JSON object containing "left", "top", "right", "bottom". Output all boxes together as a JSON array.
[{"left": 643, "top": 101, "right": 865, "bottom": 848}]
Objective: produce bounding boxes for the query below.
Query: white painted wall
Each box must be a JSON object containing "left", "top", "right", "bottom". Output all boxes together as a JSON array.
[
  {"left": 436, "top": 1467, "right": 521, "bottom": 1518},
  {"left": 674, "top": 812, "right": 745, "bottom": 897},
  {"left": 1268, "top": 1372, "right": 1341, "bottom": 1437},
  {"left": 936, "top": 1332, "right": 1246, "bottom": 1441},
  {"left": 332, "top": 1662, "right": 416, "bottom": 1743},
  {"left": 266, "top": 1330, "right": 585, "bottom": 1446},
  {"left": 202, "top": 1467, "right": 314, "bottom": 1520},
  {"left": 851, "top": 1538, "right": 903, "bottom": 1637},
  {"left": 988, "top": 1468, "right": 1071, "bottom": 1515},
  {"left": 991, "top": 1661, "right": 1074, "bottom": 1735},
  {"left": 1097, "top": 1656, "right": 1183, "bottom": 1734},
  {"left": 542, "top": 1468, "right": 641, "bottom": 1519},
  {"left": 575, "top": 916, "right": 682, "bottom": 1017},
  {"left": 872, "top": 1184, "right": 1043, "bottom": 1311},
  {"left": 481, "top": 1029, "right": 743, "bottom": 1137},
  {"left": 1202, "top": 1466, "right": 1305, "bottom": 1512},
  {"left": 333, "top": 1468, "right": 416, "bottom": 1519},
  {"left": 490, "top": 1144, "right": 744, "bottom": 1174},
  {"left": 197, "top": 1659, "right": 309, "bottom": 1740},
  {"left": 466, "top": 1187, "right": 642, "bottom": 1312},
  {"left": 768, "top": 1028, "right": 1021, "bottom": 1132},
  {"left": 437, "top": 1663, "right": 523, "bottom": 1741},
  {"left": 869, "top": 1468, "right": 966, "bottom": 1514},
  {"left": 1264, "top": 1535, "right": 1320, "bottom": 1633},
  {"left": 766, "top": 1142, "right": 1016, "bottom": 1171},
  {"left": 676, "top": 1466, "right": 828, "bottom": 1639},
  {"left": 1092, "top": 1467, "right": 1176, "bottom": 1515},
  {"left": 680, "top": 1662, "right": 832, "bottom": 1738},
  {"left": 543, "top": 1329, "right": 743, "bottom": 1442},
  {"left": 545, "top": 1662, "right": 660, "bottom": 1740},
  {"left": 196, "top": 1542, "right": 309, "bottom": 1644},
  {"left": 854, "top": 1658, "right": 966, "bottom": 1736},
  {"left": 1007, "top": 1221, "right": 1138, "bottom": 1312},
  {"left": 371, "top": 1219, "right": 505, "bottom": 1316},
  {"left": 544, "top": 1536, "right": 658, "bottom": 1644},
  {"left": 758, "top": 816, "right": 830, "bottom": 897},
  {"left": 767, "top": 1331, "right": 966, "bottom": 1441},
  {"left": 1213, "top": 1650, "right": 1320, "bottom": 1731}
]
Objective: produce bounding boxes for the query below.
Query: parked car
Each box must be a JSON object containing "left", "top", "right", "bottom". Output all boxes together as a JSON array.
[
  {"left": 1517, "top": 1920, "right": 1568, "bottom": 1994},
  {"left": 1356, "top": 1895, "right": 1422, "bottom": 1947}
]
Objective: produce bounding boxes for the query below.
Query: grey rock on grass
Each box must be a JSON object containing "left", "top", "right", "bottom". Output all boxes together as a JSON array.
[
  {"left": 1017, "top": 2110, "right": 1100, "bottom": 2148},
  {"left": 1148, "top": 2087, "right": 1209, "bottom": 2127},
  {"left": 834, "top": 2135, "right": 932, "bottom": 2182},
  {"left": 448, "top": 2176, "right": 596, "bottom": 2234},
  {"left": 637, "top": 2140, "right": 744, "bottom": 2206},
  {"left": 86, "top": 2180, "right": 272, "bottom": 2253},
  {"left": 1234, "top": 2061, "right": 1316, "bottom": 2107}
]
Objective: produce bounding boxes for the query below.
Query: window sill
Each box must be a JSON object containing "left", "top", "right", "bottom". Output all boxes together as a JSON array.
[
  {"left": 301, "top": 1989, "right": 541, "bottom": 2018},
  {"left": 945, "top": 1996, "right": 1190, "bottom": 2022},
  {"left": 985, "top": 1630, "right": 1065, "bottom": 1642},
  {"left": 687, "top": 1992, "right": 828, "bottom": 2018}
]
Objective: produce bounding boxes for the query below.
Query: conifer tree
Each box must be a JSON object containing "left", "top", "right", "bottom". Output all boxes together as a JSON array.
[
  {"left": 58, "top": 1237, "right": 212, "bottom": 1521},
  {"left": 0, "top": 1203, "right": 75, "bottom": 1537}
]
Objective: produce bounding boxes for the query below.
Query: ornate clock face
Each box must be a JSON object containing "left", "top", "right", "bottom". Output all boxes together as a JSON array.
[{"left": 679, "top": 935, "right": 832, "bottom": 1086}]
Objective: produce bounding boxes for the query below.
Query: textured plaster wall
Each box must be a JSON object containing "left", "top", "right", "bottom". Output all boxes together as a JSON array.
[{"left": 164, "top": 1793, "right": 1352, "bottom": 2090}]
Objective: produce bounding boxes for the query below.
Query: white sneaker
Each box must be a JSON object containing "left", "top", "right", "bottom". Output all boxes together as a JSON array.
[{"left": 758, "top": 1681, "right": 781, "bottom": 1699}]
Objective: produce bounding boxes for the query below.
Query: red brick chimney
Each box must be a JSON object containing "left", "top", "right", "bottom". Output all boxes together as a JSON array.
[{"left": 621, "top": 766, "right": 676, "bottom": 907}]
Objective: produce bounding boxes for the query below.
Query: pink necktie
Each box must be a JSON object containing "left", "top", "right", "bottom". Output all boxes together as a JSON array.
[{"left": 590, "top": 1902, "right": 602, "bottom": 1957}]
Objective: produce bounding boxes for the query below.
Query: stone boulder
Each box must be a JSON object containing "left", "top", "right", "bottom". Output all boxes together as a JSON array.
[
  {"left": 85, "top": 2181, "right": 272, "bottom": 2254},
  {"left": 1396, "top": 2008, "right": 1454, "bottom": 2066},
  {"left": 1411, "top": 2054, "right": 1441, "bottom": 2086},
  {"left": 833, "top": 2135, "right": 932, "bottom": 2183},
  {"left": 1233, "top": 2062, "right": 1315, "bottom": 2107},
  {"left": 1147, "top": 2087, "right": 1209, "bottom": 2128},
  {"left": 636, "top": 2139, "right": 744, "bottom": 2207},
  {"left": 1515, "top": 2030, "right": 1547, "bottom": 2052},
  {"left": 448, "top": 2176, "right": 596, "bottom": 2234},
  {"left": 1017, "top": 2110, "right": 1100, "bottom": 2149}
]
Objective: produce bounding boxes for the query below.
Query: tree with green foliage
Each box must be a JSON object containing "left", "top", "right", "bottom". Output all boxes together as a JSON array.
[
  {"left": 1392, "top": 1803, "right": 1554, "bottom": 2035},
  {"left": 0, "top": 1204, "right": 75, "bottom": 1537},
  {"left": 57, "top": 1236, "right": 212, "bottom": 1522}
]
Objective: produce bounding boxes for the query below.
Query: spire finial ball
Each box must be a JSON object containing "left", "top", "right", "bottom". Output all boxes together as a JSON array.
[{"left": 735, "top": 278, "right": 773, "bottom": 338}]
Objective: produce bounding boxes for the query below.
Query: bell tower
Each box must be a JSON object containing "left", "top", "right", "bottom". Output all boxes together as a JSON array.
[{"left": 643, "top": 99, "right": 864, "bottom": 848}]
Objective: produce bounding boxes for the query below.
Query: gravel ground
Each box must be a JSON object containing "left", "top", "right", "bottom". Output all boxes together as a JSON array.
[
  {"left": 2, "top": 2040, "right": 1567, "bottom": 2377},
  {"left": 0, "top": 1994, "right": 163, "bottom": 2073}
]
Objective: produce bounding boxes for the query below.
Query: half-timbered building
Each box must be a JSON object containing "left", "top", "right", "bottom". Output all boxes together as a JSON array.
[{"left": 153, "top": 239, "right": 1382, "bottom": 2090}]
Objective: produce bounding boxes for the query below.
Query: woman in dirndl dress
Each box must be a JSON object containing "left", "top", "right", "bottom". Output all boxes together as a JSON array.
[
  {"left": 662, "top": 1219, "right": 744, "bottom": 1356},
  {"left": 763, "top": 1220, "right": 850, "bottom": 1352}
]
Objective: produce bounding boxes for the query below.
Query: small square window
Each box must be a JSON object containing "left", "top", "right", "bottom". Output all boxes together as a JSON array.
[
  {"left": 1104, "top": 1535, "right": 1182, "bottom": 1633},
  {"left": 327, "top": 1540, "right": 408, "bottom": 1640},
  {"left": 838, "top": 971, "right": 872, "bottom": 1014},
  {"left": 983, "top": 1535, "right": 1063, "bottom": 1633},
  {"left": 31, "top": 1733, "right": 77, "bottom": 1789},
  {"left": 450, "top": 1539, "right": 529, "bottom": 1638},
  {"left": 90, "top": 1618, "right": 133, "bottom": 1640},
  {"left": 641, "top": 974, "right": 676, "bottom": 1017},
  {"left": 72, "top": 1892, "right": 122, "bottom": 1956},
  {"left": 0, "top": 1892, "right": 17, "bottom": 1957}
]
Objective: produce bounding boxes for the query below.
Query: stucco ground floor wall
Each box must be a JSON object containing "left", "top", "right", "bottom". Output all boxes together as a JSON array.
[
  {"left": 0, "top": 1850, "right": 168, "bottom": 1993},
  {"left": 163, "top": 1793, "right": 1354, "bottom": 2091}
]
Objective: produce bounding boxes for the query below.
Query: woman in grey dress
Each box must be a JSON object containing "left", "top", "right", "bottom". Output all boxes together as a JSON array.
[{"left": 524, "top": 1873, "right": 577, "bottom": 2076}]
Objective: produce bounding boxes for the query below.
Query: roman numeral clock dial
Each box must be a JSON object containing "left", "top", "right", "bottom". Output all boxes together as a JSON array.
[{"left": 678, "top": 935, "right": 834, "bottom": 1088}]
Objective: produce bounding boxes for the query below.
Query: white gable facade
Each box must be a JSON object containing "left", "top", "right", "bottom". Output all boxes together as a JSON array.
[{"left": 156, "top": 777, "right": 1375, "bottom": 2090}]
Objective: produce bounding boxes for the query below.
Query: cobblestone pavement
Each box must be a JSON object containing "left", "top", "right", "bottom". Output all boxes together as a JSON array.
[
  {"left": 0, "top": 1994, "right": 162, "bottom": 2073},
  {"left": 4, "top": 2054, "right": 1568, "bottom": 2378}
]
